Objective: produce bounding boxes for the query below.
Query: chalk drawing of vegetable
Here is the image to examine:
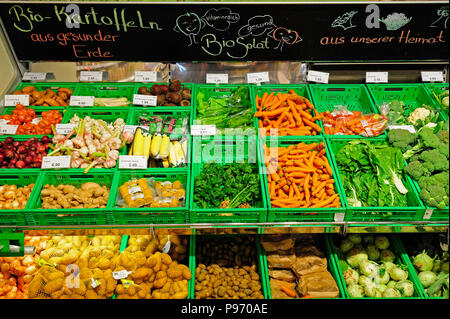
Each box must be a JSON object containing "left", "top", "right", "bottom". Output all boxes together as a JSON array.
[
  {"left": 174, "top": 12, "right": 203, "bottom": 46},
  {"left": 268, "top": 27, "right": 302, "bottom": 51},
  {"left": 331, "top": 11, "right": 358, "bottom": 30},
  {"left": 431, "top": 8, "right": 448, "bottom": 29},
  {"left": 380, "top": 12, "right": 412, "bottom": 31}
]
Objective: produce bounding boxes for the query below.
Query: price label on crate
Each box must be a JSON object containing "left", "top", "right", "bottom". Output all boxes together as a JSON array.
[
  {"left": 134, "top": 71, "right": 157, "bottom": 82},
  {"left": 246, "top": 72, "right": 269, "bottom": 84},
  {"left": 22, "top": 72, "right": 47, "bottom": 81},
  {"left": 423, "top": 208, "right": 434, "bottom": 220},
  {"left": 3, "top": 94, "right": 30, "bottom": 106},
  {"left": 69, "top": 95, "right": 95, "bottom": 106},
  {"left": 118, "top": 155, "right": 147, "bottom": 169},
  {"left": 191, "top": 125, "right": 216, "bottom": 136},
  {"left": 206, "top": 73, "right": 228, "bottom": 84},
  {"left": 123, "top": 125, "right": 149, "bottom": 135},
  {"left": 421, "top": 71, "right": 444, "bottom": 82},
  {"left": 334, "top": 213, "right": 346, "bottom": 222},
  {"left": 41, "top": 156, "right": 71, "bottom": 169},
  {"left": 80, "top": 71, "right": 103, "bottom": 82},
  {"left": 133, "top": 94, "right": 157, "bottom": 106},
  {"left": 0, "top": 125, "right": 18, "bottom": 135},
  {"left": 388, "top": 125, "right": 416, "bottom": 134},
  {"left": 55, "top": 124, "right": 77, "bottom": 135},
  {"left": 307, "top": 70, "right": 329, "bottom": 83},
  {"left": 113, "top": 270, "right": 132, "bottom": 280},
  {"left": 366, "top": 72, "right": 388, "bottom": 83}
]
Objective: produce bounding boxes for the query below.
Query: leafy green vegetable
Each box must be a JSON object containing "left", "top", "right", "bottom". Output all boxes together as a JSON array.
[{"left": 193, "top": 162, "right": 261, "bottom": 209}]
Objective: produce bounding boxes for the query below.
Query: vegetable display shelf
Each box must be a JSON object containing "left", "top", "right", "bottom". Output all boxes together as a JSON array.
[
  {"left": 261, "top": 136, "right": 346, "bottom": 223},
  {"left": 410, "top": 178, "right": 449, "bottom": 222},
  {"left": 367, "top": 83, "right": 444, "bottom": 121},
  {"left": 308, "top": 84, "right": 384, "bottom": 139},
  {"left": 327, "top": 137, "right": 425, "bottom": 222},
  {"left": 260, "top": 235, "right": 346, "bottom": 299},
  {"left": 26, "top": 171, "right": 114, "bottom": 226},
  {"left": 73, "top": 83, "right": 135, "bottom": 107},
  {"left": 395, "top": 234, "right": 447, "bottom": 299},
  {"left": 327, "top": 234, "right": 426, "bottom": 299},
  {"left": 423, "top": 82, "right": 449, "bottom": 117},
  {"left": 193, "top": 84, "right": 258, "bottom": 138},
  {"left": 7, "top": 82, "right": 78, "bottom": 108},
  {"left": 250, "top": 84, "right": 316, "bottom": 139},
  {"left": 61, "top": 107, "right": 133, "bottom": 126},
  {"left": 108, "top": 169, "right": 189, "bottom": 225},
  {"left": 0, "top": 172, "right": 43, "bottom": 226},
  {"left": 189, "top": 136, "right": 268, "bottom": 223},
  {"left": 133, "top": 82, "right": 194, "bottom": 112},
  {"left": 1, "top": 106, "right": 63, "bottom": 139},
  {"left": 189, "top": 234, "right": 269, "bottom": 299}
]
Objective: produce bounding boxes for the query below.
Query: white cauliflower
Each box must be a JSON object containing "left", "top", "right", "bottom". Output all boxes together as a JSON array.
[{"left": 408, "top": 107, "right": 431, "bottom": 125}]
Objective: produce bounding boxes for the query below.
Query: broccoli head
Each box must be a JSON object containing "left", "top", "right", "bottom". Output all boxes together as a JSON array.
[
  {"left": 404, "top": 161, "right": 430, "bottom": 181},
  {"left": 419, "top": 127, "right": 443, "bottom": 148},
  {"left": 437, "top": 142, "right": 449, "bottom": 158},
  {"left": 433, "top": 171, "right": 450, "bottom": 187},
  {"left": 419, "top": 149, "right": 448, "bottom": 172},
  {"left": 419, "top": 184, "right": 449, "bottom": 210},
  {"left": 437, "top": 130, "right": 449, "bottom": 144},
  {"left": 387, "top": 129, "right": 417, "bottom": 152}
]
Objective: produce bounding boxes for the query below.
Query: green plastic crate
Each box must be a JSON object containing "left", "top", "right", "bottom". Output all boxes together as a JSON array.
[
  {"left": 129, "top": 108, "right": 190, "bottom": 132},
  {"left": 261, "top": 136, "right": 346, "bottom": 223},
  {"left": 109, "top": 169, "right": 189, "bottom": 225},
  {"left": 9, "top": 82, "right": 78, "bottom": 108},
  {"left": 309, "top": 84, "right": 383, "bottom": 139},
  {"left": 395, "top": 234, "right": 447, "bottom": 299},
  {"left": 251, "top": 84, "right": 318, "bottom": 138},
  {"left": 328, "top": 234, "right": 425, "bottom": 299},
  {"left": 367, "top": 83, "right": 439, "bottom": 117},
  {"left": 423, "top": 82, "right": 449, "bottom": 118},
  {"left": 0, "top": 172, "right": 42, "bottom": 226},
  {"left": 193, "top": 84, "right": 257, "bottom": 137},
  {"left": 327, "top": 137, "right": 425, "bottom": 222},
  {"left": 27, "top": 171, "right": 114, "bottom": 225},
  {"left": 0, "top": 106, "right": 63, "bottom": 138},
  {"left": 133, "top": 82, "right": 193, "bottom": 111},
  {"left": 261, "top": 234, "right": 346, "bottom": 299},
  {"left": 410, "top": 178, "right": 449, "bottom": 222},
  {"left": 73, "top": 83, "right": 135, "bottom": 106},
  {"left": 61, "top": 107, "right": 132, "bottom": 125},
  {"left": 190, "top": 136, "right": 267, "bottom": 223},
  {"left": 190, "top": 234, "right": 268, "bottom": 299}
]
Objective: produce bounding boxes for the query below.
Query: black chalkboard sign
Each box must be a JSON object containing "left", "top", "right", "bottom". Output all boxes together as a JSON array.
[{"left": 0, "top": 1, "right": 448, "bottom": 62}]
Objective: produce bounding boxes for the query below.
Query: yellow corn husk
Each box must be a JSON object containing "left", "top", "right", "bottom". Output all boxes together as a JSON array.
[
  {"left": 143, "top": 134, "right": 152, "bottom": 160},
  {"left": 128, "top": 141, "right": 134, "bottom": 155},
  {"left": 180, "top": 140, "right": 188, "bottom": 164},
  {"left": 172, "top": 141, "right": 185, "bottom": 167},
  {"left": 168, "top": 142, "right": 177, "bottom": 167},
  {"left": 151, "top": 134, "right": 162, "bottom": 157},
  {"left": 133, "top": 128, "right": 144, "bottom": 156},
  {"left": 158, "top": 135, "right": 170, "bottom": 159},
  {"left": 162, "top": 159, "right": 170, "bottom": 168}
]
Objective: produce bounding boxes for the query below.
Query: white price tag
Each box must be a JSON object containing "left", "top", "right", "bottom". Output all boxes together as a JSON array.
[
  {"left": 31, "top": 117, "right": 41, "bottom": 125},
  {"left": 80, "top": 71, "right": 103, "bottom": 82},
  {"left": 334, "top": 213, "right": 346, "bottom": 222},
  {"left": 388, "top": 125, "right": 416, "bottom": 134},
  {"left": 55, "top": 124, "right": 77, "bottom": 135},
  {"left": 246, "top": 72, "right": 269, "bottom": 84},
  {"left": 4, "top": 94, "right": 30, "bottom": 106},
  {"left": 421, "top": 71, "right": 444, "bottom": 82},
  {"left": 307, "top": 70, "right": 329, "bottom": 84},
  {"left": 366, "top": 72, "right": 388, "bottom": 83},
  {"left": 423, "top": 209, "right": 433, "bottom": 220},
  {"left": 118, "top": 155, "right": 147, "bottom": 169},
  {"left": 135, "top": 71, "right": 157, "bottom": 82},
  {"left": 162, "top": 236, "right": 171, "bottom": 253},
  {"left": 133, "top": 94, "right": 157, "bottom": 106},
  {"left": 0, "top": 125, "right": 18, "bottom": 135},
  {"left": 91, "top": 278, "right": 100, "bottom": 289},
  {"left": 112, "top": 270, "right": 132, "bottom": 280},
  {"left": 70, "top": 96, "right": 95, "bottom": 106},
  {"left": 23, "top": 72, "right": 47, "bottom": 81},
  {"left": 123, "top": 125, "right": 149, "bottom": 135},
  {"left": 41, "top": 156, "right": 71, "bottom": 169},
  {"left": 206, "top": 73, "right": 229, "bottom": 84},
  {"left": 191, "top": 125, "right": 216, "bottom": 136}
]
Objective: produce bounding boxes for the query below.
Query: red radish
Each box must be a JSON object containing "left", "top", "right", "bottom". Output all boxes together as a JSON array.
[
  {"left": 4, "top": 149, "right": 14, "bottom": 158},
  {"left": 24, "top": 156, "right": 33, "bottom": 164},
  {"left": 4, "top": 137, "right": 13, "bottom": 144},
  {"left": 15, "top": 160, "right": 26, "bottom": 168}
]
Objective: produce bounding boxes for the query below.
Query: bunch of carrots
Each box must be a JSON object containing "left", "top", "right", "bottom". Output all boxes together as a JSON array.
[
  {"left": 320, "top": 110, "right": 387, "bottom": 136},
  {"left": 264, "top": 141, "right": 341, "bottom": 209},
  {"left": 0, "top": 104, "right": 62, "bottom": 135},
  {"left": 254, "top": 90, "right": 322, "bottom": 136}
]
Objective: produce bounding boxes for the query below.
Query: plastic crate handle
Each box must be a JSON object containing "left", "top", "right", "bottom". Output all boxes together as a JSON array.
[
  {"left": 384, "top": 87, "right": 404, "bottom": 92},
  {"left": 327, "top": 88, "right": 346, "bottom": 92},
  {"left": 0, "top": 175, "right": 20, "bottom": 179}
]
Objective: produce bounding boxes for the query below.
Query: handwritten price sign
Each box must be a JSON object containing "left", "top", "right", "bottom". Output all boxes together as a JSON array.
[
  {"left": 307, "top": 71, "right": 329, "bottom": 84},
  {"left": 3, "top": 95, "right": 30, "bottom": 106},
  {"left": 366, "top": 72, "right": 388, "bottom": 83},
  {"left": 206, "top": 73, "right": 228, "bottom": 84},
  {"left": 135, "top": 71, "right": 157, "bottom": 82},
  {"left": 41, "top": 156, "right": 71, "bottom": 169},
  {"left": 118, "top": 155, "right": 147, "bottom": 169},
  {"left": 246, "top": 72, "right": 269, "bottom": 84},
  {"left": 80, "top": 71, "right": 103, "bottom": 82},
  {"left": 23, "top": 72, "right": 47, "bottom": 81},
  {"left": 421, "top": 71, "right": 444, "bottom": 82}
]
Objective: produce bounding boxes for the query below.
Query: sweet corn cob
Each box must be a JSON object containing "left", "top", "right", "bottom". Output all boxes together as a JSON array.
[
  {"left": 151, "top": 134, "right": 162, "bottom": 157},
  {"left": 158, "top": 135, "right": 171, "bottom": 159},
  {"left": 133, "top": 128, "right": 144, "bottom": 156},
  {"left": 172, "top": 141, "right": 185, "bottom": 166},
  {"left": 162, "top": 159, "right": 170, "bottom": 168},
  {"left": 143, "top": 133, "right": 152, "bottom": 160},
  {"left": 168, "top": 142, "right": 177, "bottom": 167}
]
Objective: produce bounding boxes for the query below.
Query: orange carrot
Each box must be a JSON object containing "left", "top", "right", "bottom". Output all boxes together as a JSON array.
[{"left": 280, "top": 285, "right": 297, "bottom": 298}]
